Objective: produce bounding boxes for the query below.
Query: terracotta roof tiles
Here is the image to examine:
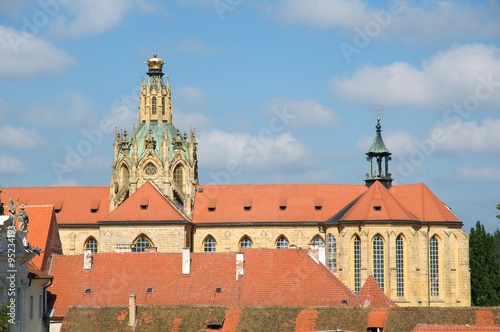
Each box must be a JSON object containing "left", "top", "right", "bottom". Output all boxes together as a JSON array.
[
  {"left": 411, "top": 324, "right": 500, "bottom": 331},
  {"left": 23, "top": 205, "right": 62, "bottom": 271},
  {"left": 48, "top": 249, "right": 355, "bottom": 317},
  {"left": 193, "top": 184, "right": 368, "bottom": 223},
  {"left": 100, "top": 181, "right": 187, "bottom": 223},
  {"left": 2, "top": 186, "right": 109, "bottom": 225},
  {"left": 350, "top": 275, "right": 397, "bottom": 308}
]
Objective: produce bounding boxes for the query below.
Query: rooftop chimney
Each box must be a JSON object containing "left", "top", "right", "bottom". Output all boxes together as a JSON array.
[
  {"left": 128, "top": 293, "right": 136, "bottom": 326},
  {"left": 236, "top": 252, "right": 244, "bottom": 280},
  {"left": 83, "top": 249, "right": 93, "bottom": 270},
  {"left": 308, "top": 244, "right": 326, "bottom": 265},
  {"left": 182, "top": 248, "right": 190, "bottom": 275}
]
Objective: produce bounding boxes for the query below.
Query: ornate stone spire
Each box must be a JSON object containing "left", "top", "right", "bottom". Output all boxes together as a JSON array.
[{"left": 364, "top": 110, "right": 393, "bottom": 188}]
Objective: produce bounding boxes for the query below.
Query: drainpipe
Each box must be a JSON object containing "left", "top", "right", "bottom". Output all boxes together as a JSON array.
[
  {"left": 427, "top": 223, "right": 430, "bottom": 307},
  {"left": 43, "top": 277, "right": 54, "bottom": 327}
]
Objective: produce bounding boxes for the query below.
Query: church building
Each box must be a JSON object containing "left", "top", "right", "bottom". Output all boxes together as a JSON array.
[{"left": 2, "top": 55, "right": 470, "bottom": 308}]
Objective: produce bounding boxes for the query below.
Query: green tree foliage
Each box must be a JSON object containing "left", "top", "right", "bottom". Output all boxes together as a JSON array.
[{"left": 469, "top": 221, "right": 500, "bottom": 306}]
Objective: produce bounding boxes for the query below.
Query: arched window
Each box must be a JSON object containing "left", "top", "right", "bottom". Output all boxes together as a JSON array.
[
  {"left": 311, "top": 236, "right": 324, "bottom": 246},
  {"left": 373, "top": 235, "right": 385, "bottom": 291},
  {"left": 430, "top": 236, "right": 439, "bottom": 296},
  {"left": 162, "top": 97, "right": 165, "bottom": 115},
  {"left": 396, "top": 235, "right": 404, "bottom": 297},
  {"left": 152, "top": 97, "right": 157, "bottom": 115},
  {"left": 354, "top": 235, "right": 361, "bottom": 294},
  {"left": 204, "top": 236, "right": 216, "bottom": 252},
  {"left": 120, "top": 165, "right": 129, "bottom": 185},
  {"left": 276, "top": 236, "right": 289, "bottom": 249},
  {"left": 326, "top": 234, "right": 337, "bottom": 273},
  {"left": 240, "top": 236, "right": 253, "bottom": 249},
  {"left": 132, "top": 236, "right": 152, "bottom": 252},
  {"left": 84, "top": 237, "right": 98, "bottom": 254},
  {"left": 173, "top": 165, "right": 184, "bottom": 192}
]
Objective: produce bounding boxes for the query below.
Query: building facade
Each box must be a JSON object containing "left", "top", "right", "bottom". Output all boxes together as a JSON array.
[{"left": 2, "top": 56, "right": 470, "bottom": 308}]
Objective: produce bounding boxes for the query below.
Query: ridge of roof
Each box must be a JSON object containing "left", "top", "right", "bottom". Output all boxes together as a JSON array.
[
  {"left": 340, "top": 181, "right": 418, "bottom": 222},
  {"left": 350, "top": 275, "right": 397, "bottom": 308}
]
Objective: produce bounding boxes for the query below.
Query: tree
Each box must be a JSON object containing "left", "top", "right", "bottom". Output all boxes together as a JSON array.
[
  {"left": 496, "top": 203, "right": 500, "bottom": 219},
  {"left": 469, "top": 221, "right": 500, "bottom": 306}
]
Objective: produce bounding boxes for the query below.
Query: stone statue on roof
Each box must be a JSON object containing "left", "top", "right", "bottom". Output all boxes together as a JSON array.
[{"left": 17, "top": 204, "right": 29, "bottom": 231}]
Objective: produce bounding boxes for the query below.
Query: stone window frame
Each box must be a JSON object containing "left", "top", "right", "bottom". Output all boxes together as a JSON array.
[
  {"left": 396, "top": 234, "right": 405, "bottom": 297},
  {"left": 132, "top": 235, "right": 153, "bottom": 252},
  {"left": 353, "top": 235, "right": 361, "bottom": 294},
  {"left": 276, "top": 235, "right": 289, "bottom": 249},
  {"left": 311, "top": 235, "right": 324, "bottom": 246},
  {"left": 326, "top": 233, "right": 337, "bottom": 273},
  {"left": 204, "top": 235, "right": 216, "bottom": 252},
  {"left": 84, "top": 236, "right": 99, "bottom": 254},
  {"left": 239, "top": 236, "right": 253, "bottom": 249},
  {"left": 373, "top": 234, "right": 385, "bottom": 291},
  {"left": 430, "top": 235, "right": 440, "bottom": 297}
]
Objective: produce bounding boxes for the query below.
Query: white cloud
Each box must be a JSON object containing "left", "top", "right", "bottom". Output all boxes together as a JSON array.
[
  {"left": 0, "top": 125, "right": 44, "bottom": 149},
  {"left": 267, "top": 98, "right": 337, "bottom": 128},
  {"left": 435, "top": 118, "right": 500, "bottom": 153},
  {"left": 48, "top": 0, "right": 139, "bottom": 38},
  {"left": 0, "top": 25, "right": 75, "bottom": 77},
  {"left": 176, "top": 39, "right": 220, "bottom": 56},
  {"left": 455, "top": 167, "right": 500, "bottom": 182},
  {"left": 271, "top": 1, "right": 500, "bottom": 42},
  {"left": 0, "top": 155, "right": 27, "bottom": 174},
  {"left": 198, "top": 130, "right": 307, "bottom": 173},
  {"left": 275, "top": 0, "right": 370, "bottom": 28},
  {"left": 332, "top": 44, "right": 500, "bottom": 107}
]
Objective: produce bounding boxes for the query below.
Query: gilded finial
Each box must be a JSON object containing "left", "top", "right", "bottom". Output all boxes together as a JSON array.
[{"left": 377, "top": 106, "right": 381, "bottom": 122}]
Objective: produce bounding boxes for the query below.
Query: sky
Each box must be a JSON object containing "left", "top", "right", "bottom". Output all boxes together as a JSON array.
[{"left": 0, "top": 0, "right": 499, "bottom": 232}]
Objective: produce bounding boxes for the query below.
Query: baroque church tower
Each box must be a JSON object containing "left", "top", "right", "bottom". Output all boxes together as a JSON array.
[{"left": 109, "top": 54, "right": 198, "bottom": 216}]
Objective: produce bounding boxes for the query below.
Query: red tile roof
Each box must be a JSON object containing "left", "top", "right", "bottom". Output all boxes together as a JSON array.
[
  {"left": 367, "top": 308, "right": 389, "bottom": 328},
  {"left": 193, "top": 182, "right": 461, "bottom": 225},
  {"left": 24, "top": 205, "right": 62, "bottom": 271},
  {"left": 28, "top": 261, "right": 52, "bottom": 280},
  {"left": 2, "top": 187, "right": 109, "bottom": 225},
  {"left": 340, "top": 181, "right": 417, "bottom": 221},
  {"left": 193, "top": 184, "right": 368, "bottom": 223},
  {"left": 100, "top": 181, "right": 187, "bottom": 223},
  {"left": 389, "top": 183, "right": 460, "bottom": 222},
  {"left": 411, "top": 324, "right": 500, "bottom": 331},
  {"left": 48, "top": 249, "right": 355, "bottom": 317},
  {"left": 350, "top": 275, "right": 397, "bottom": 308}
]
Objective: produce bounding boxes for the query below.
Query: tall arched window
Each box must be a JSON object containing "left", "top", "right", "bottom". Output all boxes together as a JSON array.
[
  {"left": 132, "top": 236, "right": 152, "bottom": 252},
  {"left": 311, "top": 236, "right": 324, "bottom": 246},
  {"left": 152, "top": 97, "right": 157, "bottom": 115},
  {"left": 84, "top": 237, "right": 98, "bottom": 253},
  {"left": 326, "top": 234, "right": 337, "bottom": 272},
  {"left": 396, "top": 235, "right": 404, "bottom": 297},
  {"left": 373, "top": 235, "right": 385, "bottom": 291},
  {"left": 173, "top": 165, "right": 184, "bottom": 192},
  {"left": 120, "top": 165, "right": 129, "bottom": 185},
  {"left": 430, "top": 236, "right": 439, "bottom": 296},
  {"left": 240, "top": 236, "right": 253, "bottom": 249},
  {"left": 204, "top": 236, "right": 216, "bottom": 252},
  {"left": 162, "top": 97, "right": 165, "bottom": 116},
  {"left": 354, "top": 235, "right": 361, "bottom": 294},
  {"left": 276, "top": 236, "right": 289, "bottom": 249}
]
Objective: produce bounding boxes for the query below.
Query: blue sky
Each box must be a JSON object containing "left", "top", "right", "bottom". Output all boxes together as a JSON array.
[{"left": 0, "top": 0, "right": 499, "bottom": 232}]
